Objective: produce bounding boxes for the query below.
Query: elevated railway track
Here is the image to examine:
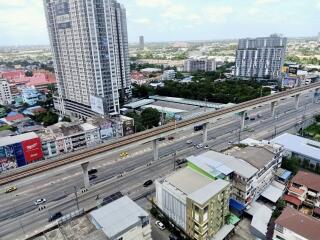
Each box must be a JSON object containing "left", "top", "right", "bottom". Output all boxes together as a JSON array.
[{"left": 0, "top": 82, "right": 319, "bottom": 185}]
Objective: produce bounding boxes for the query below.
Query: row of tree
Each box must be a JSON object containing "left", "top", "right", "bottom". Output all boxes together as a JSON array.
[
  {"left": 133, "top": 78, "right": 271, "bottom": 104},
  {"left": 126, "top": 108, "right": 160, "bottom": 132}
]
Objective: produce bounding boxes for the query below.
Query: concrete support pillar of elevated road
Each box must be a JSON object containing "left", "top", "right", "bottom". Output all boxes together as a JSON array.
[
  {"left": 295, "top": 94, "right": 300, "bottom": 110},
  {"left": 314, "top": 88, "right": 320, "bottom": 103},
  {"left": 202, "top": 123, "right": 208, "bottom": 143},
  {"left": 271, "top": 101, "right": 277, "bottom": 118},
  {"left": 81, "top": 162, "right": 90, "bottom": 188},
  {"left": 152, "top": 139, "right": 159, "bottom": 161},
  {"left": 240, "top": 111, "right": 246, "bottom": 130}
]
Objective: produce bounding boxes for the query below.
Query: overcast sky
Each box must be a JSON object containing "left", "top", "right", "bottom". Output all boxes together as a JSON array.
[{"left": 0, "top": 0, "right": 319, "bottom": 46}]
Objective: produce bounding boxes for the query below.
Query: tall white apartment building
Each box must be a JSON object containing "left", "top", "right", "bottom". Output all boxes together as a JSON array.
[
  {"left": 44, "top": 0, "right": 131, "bottom": 119},
  {"left": 0, "top": 79, "right": 13, "bottom": 105},
  {"left": 184, "top": 57, "right": 216, "bottom": 72},
  {"left": 235, "top": 35, "right": 287, "bottom": 80}
]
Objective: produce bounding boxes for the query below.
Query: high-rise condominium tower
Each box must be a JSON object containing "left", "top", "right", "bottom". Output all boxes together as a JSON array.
[
  {"left": 235, "top": 34, "right": 287, "bottom": 80},
  {"left": 44, "top": 0, "right": 131, "bottom": 118},
  {"left": 139, "top": 36, "right": 144, "bottom": 50}
]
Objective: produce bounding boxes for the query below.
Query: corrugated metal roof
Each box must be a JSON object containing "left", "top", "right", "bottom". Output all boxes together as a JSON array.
[
  {"left": 89, "top": 196, "right": 148, "bottom": 238},
  {"left": 271, "top": 133, "right": 320, "bottom": 162},
  {"left": 199, "top": 151, "right": 258, "bottom": 179},
  {"left": 123, "top": 99, "right": 155, "bottom": 109},
  {"left": 261, "top": 184, "right": 283, "bottom": 203}
]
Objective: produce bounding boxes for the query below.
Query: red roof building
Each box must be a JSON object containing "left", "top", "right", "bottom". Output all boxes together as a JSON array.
[
  {"left": 5, "top": 114, "right": 26, "bottom": 122},
  {"left": 1, "top": 70, "right": 56, "bottom": 91},
  {"left": 283, "top": 194, "right": 302, "bottom": 208},
  {"left": 292, "top": 171, "right": 320, "bottom": 193},
  {"left": 274, "top": 207, "right": 320, "bottom": 240}
]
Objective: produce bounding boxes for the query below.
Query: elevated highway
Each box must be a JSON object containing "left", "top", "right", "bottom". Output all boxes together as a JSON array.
[{"left": 0, "top": 82, "right": 319, "bottom": 185}]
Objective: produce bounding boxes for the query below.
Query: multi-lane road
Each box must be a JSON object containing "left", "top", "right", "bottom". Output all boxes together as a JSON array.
[{"left": 0, "top": 93, "right": 319, "bottom": 239}]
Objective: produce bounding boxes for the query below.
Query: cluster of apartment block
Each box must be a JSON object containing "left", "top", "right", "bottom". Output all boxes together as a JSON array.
[
  {"left": 155, "top": 140, "right": 285, "bottom": 240},
  {"left": 235, "top": 34, "right": 287, "bottom": 80},
  {"left": 0, "top": 70, "right": 56, "bottom": 106}
]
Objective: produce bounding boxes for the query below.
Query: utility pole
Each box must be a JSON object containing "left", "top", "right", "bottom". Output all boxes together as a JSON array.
[
  {"left": 74, "top": 186, "right": 80, "bottom": 210},
  {"left": 204, "top": 98, "right": 208, "bottom": 112}
]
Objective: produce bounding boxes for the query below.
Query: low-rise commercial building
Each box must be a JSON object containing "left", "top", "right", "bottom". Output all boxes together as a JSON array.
[
  {"left": 38, "top": 122, "right": 100, "bottom": 158},
  {"left": 187, "top": 144, "right": 283, "bottom": 206},
  {"left": 0, "top": 132, "right": 43, "bottom": 172},
  {"left": 184, "top": 57, "right": 216, "bottom": 72},
  {"left": 273, "top": 207, "right": 320, "bottom": 240},
  {"left": 271, "top": 133, "right": 320, "bottom": 167},
  {"left": 162, "top": 70, "right": 176, "bottom": 80},
  {"left": 89, "top": 196, "right": 152, "bottom": 240},
  {"left": 156, "top": 168, "right": 231, "bottom": 240},
  {"left": 21, "top": 87, "right": 46, "bottom": 106}
]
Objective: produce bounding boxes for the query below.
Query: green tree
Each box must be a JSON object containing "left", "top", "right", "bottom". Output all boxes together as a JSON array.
[
  {"left": 33, "top": 111, "right": 59, "bottom": 126},
  {"left": 141, "top": 108, "right": 161, "bottom": 129},
  {"left": 126, "top": 111, "right": 145, "bottom": 132},
  {"left": 272, "top": 199, "right": 286, "bottom": 219}
]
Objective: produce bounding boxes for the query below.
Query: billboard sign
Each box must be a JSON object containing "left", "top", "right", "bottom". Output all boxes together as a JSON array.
[
  {"left": 22, "top": 138, "right": 43, "bottom": 163},
  {"left": 288, "top": 67, "right": 298, "bottom": 75},
  {"left": 90, "top": 95, "right": 105, "bottom": 115}
]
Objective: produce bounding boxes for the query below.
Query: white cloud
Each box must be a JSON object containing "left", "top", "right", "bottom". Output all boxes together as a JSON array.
[
  {"left": 133, "top": 18, "right": 152, "bottom": 25},
  {"left": 0, "top": 0, "right": 48, "bottom": 45},
  {"left": 161, "top": 4, "right": 187, "bottom": 20},
  {"left": 255, "top": 0, "right": 281, "bottom": 4},
  {"left": 136, "top": 0, "right": 171, "bottom": 8},
  {"left": 0, "top": 0, "right": 28, "bottom": 7},
  {"left": 202, "top": 6, "right": 234, "bottom": 23}
]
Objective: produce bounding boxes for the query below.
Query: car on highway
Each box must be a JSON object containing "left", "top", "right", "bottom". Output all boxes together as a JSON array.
[
  {"left": 176, "top": 159, "right": 187, "bottom": 165},
  {"left": 120, "top": 152, "right": 128, "bottom": 158},
  {"left": 186, "top": 140, "right": 193, "bottom": 144},
  {"left": 89, "top": 174, "right": 97, "bottom": 180},
  {"left": 204, "top": 145, "right": 209, "bottom": 149},
  {"left": 168, "top": 136, "right": 174, "bottom": 140},
  {"left": 143, "top": 180, "right": 153, "bottom": 187},
  {"left": 48, "top": 212, "right": 63, "bottom": 222},
  {"left": 158, "top": 137, "right": 166, "bottom": 141},
  {"left": 155, "top": 220, "right": 166, "bottom": 230},
  {"left": 34, "top": 198, "right": 46, "bottom": 205},
  {"left": 196, "top": 144, "right": 203, "bottom": 149},
  {"left": 5, "top": 186, "right": 17, "bottom": 193},
  {"left": 228, "top": 140, "right": 234, "bottom": 145},
  {"left": 88, "top": 168, "right": 97, "bottom": 175}
]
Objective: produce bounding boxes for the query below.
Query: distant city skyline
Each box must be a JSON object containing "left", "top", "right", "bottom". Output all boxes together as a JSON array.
[{"left": 0, "top": 0, "right": 319, "bottom": 46}]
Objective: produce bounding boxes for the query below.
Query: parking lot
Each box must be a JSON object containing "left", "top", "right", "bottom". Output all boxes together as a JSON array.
[{"left": 136, "top": 197, "right": 171, "bottom": 240}]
